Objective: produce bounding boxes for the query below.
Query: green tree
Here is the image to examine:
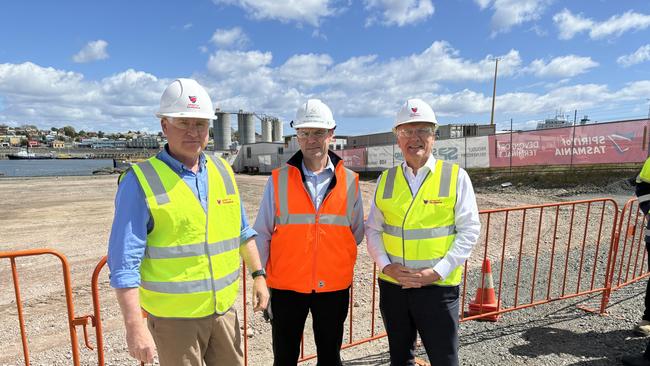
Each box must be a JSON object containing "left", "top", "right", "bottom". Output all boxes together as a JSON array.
[{"left": 63, "top": 125, "right": 76, "bottom": 138}]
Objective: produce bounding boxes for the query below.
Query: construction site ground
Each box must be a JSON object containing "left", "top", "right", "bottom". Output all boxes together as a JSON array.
[{"left": 0, "top": 173, "right": 647, "bottom": 365}]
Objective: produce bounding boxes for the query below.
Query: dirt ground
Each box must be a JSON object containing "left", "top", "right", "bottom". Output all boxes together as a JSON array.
[{"left": 0, "top": 174, "right": 639, "bottom": 365}]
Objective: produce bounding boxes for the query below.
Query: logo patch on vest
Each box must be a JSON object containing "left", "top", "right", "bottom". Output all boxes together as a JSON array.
[
  {"left": 216, "top": 198, "right": 235, "bottom": 205},
  {"left": 318, "top": 280, "right": 325, "bottom": 288},
  {"left": 423, "top": 199, "right": 443, "bottom": 205}
]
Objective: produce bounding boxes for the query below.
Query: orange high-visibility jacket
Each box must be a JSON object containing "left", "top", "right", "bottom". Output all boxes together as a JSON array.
[{"left": 267, "top": 152, "right": 359, "bottom": 293}]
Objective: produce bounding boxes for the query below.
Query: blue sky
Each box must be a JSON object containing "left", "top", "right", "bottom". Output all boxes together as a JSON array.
[{"left": 1, "top": 0, "right": 650, "bottom": 135}]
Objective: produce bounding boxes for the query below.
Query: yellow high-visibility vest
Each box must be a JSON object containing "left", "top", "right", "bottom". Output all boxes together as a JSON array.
[
  {"left": 637, "top": 157, "right": 650, "bottom": 184},
  {"left": 375, "top": 159, "right": 462, "bottom": 286},
  {"left": 130, "top": 155, "right": 241, "bottom": 317}
]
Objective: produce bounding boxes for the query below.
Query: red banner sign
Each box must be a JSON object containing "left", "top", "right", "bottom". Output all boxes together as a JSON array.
[{"left": 488, "top": 120, "right": 649, "bottom": 167}]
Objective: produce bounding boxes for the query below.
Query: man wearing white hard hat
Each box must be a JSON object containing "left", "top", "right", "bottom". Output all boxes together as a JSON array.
[
  {"left": 107, "top": 78, "right": 269, "bottom": 366},
  {"left": 365, "top": 98, "right": 480, "bottom": 365},
  {"left": 253, "top": 99, "right": 364, "bottom": 365}
]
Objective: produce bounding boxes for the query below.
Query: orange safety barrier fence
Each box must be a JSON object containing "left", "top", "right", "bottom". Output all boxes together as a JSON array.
[
  {"left": 460, "top": 198, "right": 620, "bottom": 323},
  {"left": 6, "top": 197, "right": 650, "bottom": 365},
  {"left": 0, "top": 248, "right": 97, "bottom": 366},
  {"left": 606, "top": 198, "right": 650, "bottom": 294}
]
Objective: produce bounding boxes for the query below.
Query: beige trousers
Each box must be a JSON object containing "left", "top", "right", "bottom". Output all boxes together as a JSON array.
[{"left": 147, "top": 308, "right": 244, "bottom": 366}]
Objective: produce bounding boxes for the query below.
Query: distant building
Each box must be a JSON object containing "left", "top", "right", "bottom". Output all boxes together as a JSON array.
[
  {"left": 347, "top": 131, "right": 396, "bottom": 148},
  {"left": 127, "top": 136, "right": 160, "bottom": 149},
  {"left": 436, "top": 123, "right": 495, "bottom": 139},
  {"left": 536, "top": 116, "right": 570, "bottom": 130},
  {"left": 51, "top": 140, "right": 65, "bottom": 149}
]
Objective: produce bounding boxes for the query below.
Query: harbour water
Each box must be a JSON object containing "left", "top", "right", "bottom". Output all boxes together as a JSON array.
[{"left": 0, "top": 159, "right": 113, "bottom": 177}]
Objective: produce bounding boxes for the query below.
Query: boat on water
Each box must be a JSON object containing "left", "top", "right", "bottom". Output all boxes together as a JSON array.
[
  {"left": 113, "top": 157, "right": 147, "bottom": 170},
  {"left": 7, "top": 149, "right": 53, "bottom": 160}
]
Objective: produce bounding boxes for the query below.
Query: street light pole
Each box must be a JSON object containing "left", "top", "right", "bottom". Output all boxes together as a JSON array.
[{"left": 489, "top": 58, "right": 499, "bottom": 126}]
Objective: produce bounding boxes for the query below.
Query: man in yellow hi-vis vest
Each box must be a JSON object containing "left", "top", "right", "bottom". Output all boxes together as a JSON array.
[
  {"left": 107, "top": 79, "right": 269, "bottom": 366},
  {"left": 622, "top": 157, "right": 650, "bottom": 365},
  {"left": 365, "top": 98, "right": 480, "bottom": 366}
]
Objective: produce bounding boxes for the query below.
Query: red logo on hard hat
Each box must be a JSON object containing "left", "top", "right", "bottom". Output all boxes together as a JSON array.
[
  {"left": 411, "top": 107, "right": 418, "bottom": 113},
  {"left": 189, "top": 96, "right": 197, "bottom": 103}
]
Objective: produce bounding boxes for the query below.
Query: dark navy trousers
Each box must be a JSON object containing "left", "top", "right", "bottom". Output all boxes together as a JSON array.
[
  {"left": 270, "top": 288, "right": 349, "bottom": 366},
  {"left": 379, "top": 279, "right": 459, "bottom": 366}
]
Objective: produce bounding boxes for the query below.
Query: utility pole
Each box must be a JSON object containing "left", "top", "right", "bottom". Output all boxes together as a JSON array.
[{"left": 490, "top": 58, "right": 499, "bottom": 126}]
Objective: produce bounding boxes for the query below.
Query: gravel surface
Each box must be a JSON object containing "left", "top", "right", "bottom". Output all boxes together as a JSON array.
[{"left": 0, "top": 174, "right": 646, "bottom": 366}]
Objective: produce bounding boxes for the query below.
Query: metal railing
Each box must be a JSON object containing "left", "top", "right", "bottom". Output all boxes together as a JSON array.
[{"left": 5, "top": 197, "right": 650, "bottom": 365}]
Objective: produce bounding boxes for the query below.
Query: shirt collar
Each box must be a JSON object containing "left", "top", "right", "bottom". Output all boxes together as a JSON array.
[
  {"left": 157, "top": 144, "right": 206, "bottom": 174},
  {"left": 301, "top": 156, "right": 335, "bottom": 177},
  {"left": 401, "top": 154, "right": 436, "bottom": 177}
]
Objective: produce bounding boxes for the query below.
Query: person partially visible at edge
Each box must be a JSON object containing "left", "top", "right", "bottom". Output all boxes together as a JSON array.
[
  {"left": 621, "top": 157, "right": 650, "bottom": 366},
  {"left": 253, "top": 99, "right": 364, "bottom": 366},
  {"left": 365, "top": 98, "right": 480, "bottom": 366},
  {"left": 107, "top": 78, "right": 269, "bottom": 366}
]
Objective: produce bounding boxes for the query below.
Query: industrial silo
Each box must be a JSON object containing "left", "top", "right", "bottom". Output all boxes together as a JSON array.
[
  {"left": 237, "top": 111, "right": 256, "bottom": 145},
  {"left": 271, "top": 118, "right": 283, "bottom": 142},
  {"left": 261, "top": 117, "right": 272, "bottom": 143},
  {"left": 214, "top": 110, "right": 231, "bottom": 151}
]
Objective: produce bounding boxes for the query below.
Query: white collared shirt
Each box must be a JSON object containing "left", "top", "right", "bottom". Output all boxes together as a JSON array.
[{"left": 365, "top": 155, "right": 481, "bottom": 280}]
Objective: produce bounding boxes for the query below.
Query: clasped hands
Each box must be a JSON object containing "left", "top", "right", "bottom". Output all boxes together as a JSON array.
[{"left": 382, "top": 263, "right": 441, "bottom": 288}]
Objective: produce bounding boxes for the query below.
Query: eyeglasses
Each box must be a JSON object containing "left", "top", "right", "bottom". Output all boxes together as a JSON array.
[
  {"left": 170, "top": 118, "right": 210, "bottom": 131},
  {"left": 296, "top": 130, "right": 329, "bottom": 139},
  {"left": 395, "top": 127, "right": 434, "bottom": 138}
]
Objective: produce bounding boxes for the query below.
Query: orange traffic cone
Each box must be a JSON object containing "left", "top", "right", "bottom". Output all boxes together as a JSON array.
[{"left": 468, "top": 259, "right": 499, "bottom": 321}]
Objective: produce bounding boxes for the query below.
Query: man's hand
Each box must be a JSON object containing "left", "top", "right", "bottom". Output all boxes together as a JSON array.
[
  {"left": 252, "top": 276, "right": 270, "bottom": 312},
  {"left": 125, "top": 322, "right": 156, "bottom": 364},
  {"left": 401, "top": 268, "right": 441, "bottom": 289},
  {"left": 382, "top": 263, "right": 423, "bottom": 288}
]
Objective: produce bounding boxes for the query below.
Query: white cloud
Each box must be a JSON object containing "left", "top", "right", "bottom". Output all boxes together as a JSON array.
[
  {"left": 210, "top": 27, "right": 250, "bottom": 48},
  {"left": 477, "top": 0, "right": 550, "bottom": 34},
  {"left": 617, "top": 44, "right": 650, "bottom": 67},
  {"left": 364, "top": 0, "right": 434, "bottom": 27},
  {"left": 212, "top": 0, "right": 338, "bottom": 26},
  {"left": 526, "top": 55, "right": 598, "bottom": 78},
  {"left": 553, "top": 9, "right": 650, "bottom": 40},
  {"left": 0, "top": 62, "right": 167, "bottom": 130},
  {"left": 72, "top": 40, "right": 109, "bottom": 63},
  {"left": 3, "top": 43, "right": 649, "bottom": 133}
]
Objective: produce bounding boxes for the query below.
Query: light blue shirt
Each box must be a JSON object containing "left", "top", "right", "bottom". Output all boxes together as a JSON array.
[
  {"left": 107, "top": 147, "right": 257, "bottom": 288},
  {"left": 253, "top": 156, "right": 365, "bottom": 268}
]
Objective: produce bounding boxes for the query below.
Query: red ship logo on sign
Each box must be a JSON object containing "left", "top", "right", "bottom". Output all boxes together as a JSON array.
[{"left": 189, "top": 96, "right": 197, "bottom": 103}]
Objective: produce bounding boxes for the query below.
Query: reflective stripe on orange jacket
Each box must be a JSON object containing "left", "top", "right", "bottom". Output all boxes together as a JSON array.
[{"left": 267, "top": 156, "right": 359, "bottom": 293}]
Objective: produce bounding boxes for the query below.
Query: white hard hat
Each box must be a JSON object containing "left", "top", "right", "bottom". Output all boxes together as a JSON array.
[
  {"left": 155, "top": 78, "right": 215, "bottom": 120},
  {"left": 394, "top": 98, "right": 438, "bottom": 128},
  {"left": 290, "top": 99, "right": 336, "bottom": 129}
]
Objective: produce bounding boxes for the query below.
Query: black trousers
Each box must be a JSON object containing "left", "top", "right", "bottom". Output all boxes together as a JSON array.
[
  {"left": 270, "top": 288, "right": 349, "bottom": 366},
  {"left": 379, "top": 280, "right": 459, "bottom": 366}
]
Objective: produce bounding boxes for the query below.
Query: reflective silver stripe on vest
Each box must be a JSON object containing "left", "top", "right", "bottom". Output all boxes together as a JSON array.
[
  {"left": 383, "top": 223, "right": 456, "bottom": 240},
  {"left": 276, "top": 165, "right": 351, "bottom": 227},
  {"left": 277, "top": 165, "right": 290, "bottom": 223},
  {"left": 344, "top": 167, "right": 356, "bottom": 224},
  {"left": 208, "top": 155, "right": 235, "bottom": 195},
  {"left": 145, "top": 237, "right": 240, "bottom": 259},
  {"left": 382, "top": 166, "right": 398, "bottom": 199},
  {"left": 646, "top": 228, "right": 650, "bottom": 237},
  {"left": 138, "top": 160, "right": 170, "bottom": 205},
  {"left": 387, "top": 254, "right": 441, "bottom": 269},
  {"left": 275, "top": 213, "right": 349, "bottom": 226},
  {"left": 438, "top": 161, "right": 453, "bottom": 198},
  {"left": 639, "top": 194, "right": 650, "bottom": 204},
  {"left": 141, "top": 268, "right": 239, "bottom": 294}
]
